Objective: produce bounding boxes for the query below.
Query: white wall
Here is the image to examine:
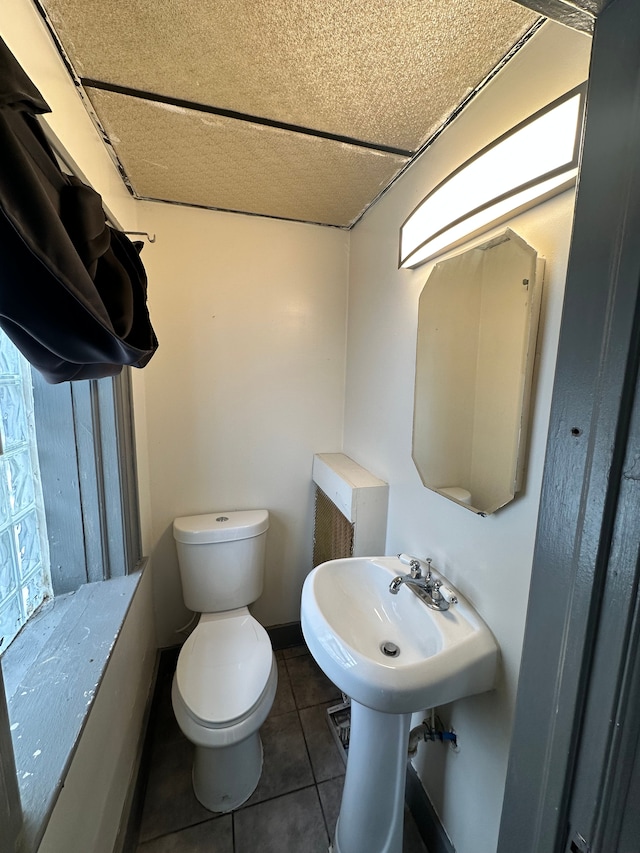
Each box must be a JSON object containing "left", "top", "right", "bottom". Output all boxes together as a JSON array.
[
  {"left": 136, "top": 201, "right": 349, "bottom": 645},
  {"left": 344, "top": 21, "right": 592, "bottom": 853}
]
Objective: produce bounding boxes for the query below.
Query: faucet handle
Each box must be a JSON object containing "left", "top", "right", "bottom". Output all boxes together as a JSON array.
[
  {"left": 438, "top": 585, "right": 458, "bottom": 605},
  {"left": 398, "top": 553, "right": 434, "bottom": 579},
  {"left": 410, "top": 560, "right": 422, "bottom": 578},
  {"left": 430, "top": 578, "right": 442, "bottom": 602},
  {"left": 398, "top": 553, "right": 422, "bottom": 578}
]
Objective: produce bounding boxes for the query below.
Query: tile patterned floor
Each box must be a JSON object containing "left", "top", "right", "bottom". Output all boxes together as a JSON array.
[{"left": 134, "top": 645, "right": 429, "bottom": 853}]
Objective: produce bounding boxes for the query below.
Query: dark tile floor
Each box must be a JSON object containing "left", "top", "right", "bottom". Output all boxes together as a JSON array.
[{"left": 134, "top": 644, "right": 429, "bottom": 853}]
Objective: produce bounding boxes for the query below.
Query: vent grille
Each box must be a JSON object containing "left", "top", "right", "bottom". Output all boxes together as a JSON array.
[{"left": 313, "top": 486, "right": 354, "bottom": 567}]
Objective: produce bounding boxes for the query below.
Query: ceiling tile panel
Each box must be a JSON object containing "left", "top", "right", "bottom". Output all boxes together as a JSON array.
[
  {"left": 85, "top": 88, "right": 409, "bottom": 227},
  {"left": 42, "top": 0, "right": 537, "bottom": 151}
]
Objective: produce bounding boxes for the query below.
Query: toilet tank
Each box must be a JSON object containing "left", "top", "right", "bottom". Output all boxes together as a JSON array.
[{"left": 173, "top": 510, "right": 269, "bottom": 612}]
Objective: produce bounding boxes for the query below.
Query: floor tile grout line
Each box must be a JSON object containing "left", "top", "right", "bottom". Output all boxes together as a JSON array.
[
  {"left": 297, "top": 704, "right": 321, "bottom": 785},
  {"left": 231, "top": 807, "right": 236, "bottom": 853},
  {"left": 138, "top": 812, "right": 227, "bottom": 846},
  {"left": 288, "top": 653, "right": 343, "bottom": 844},
  {"left": 295, "top": 704, "right": 335, "bottom": 844},
  {"left": 235, "top": 783, "right": 332, "bottom": 851},
  {"left": 267, "top": 643, "right": 338, "bottom": 846}
]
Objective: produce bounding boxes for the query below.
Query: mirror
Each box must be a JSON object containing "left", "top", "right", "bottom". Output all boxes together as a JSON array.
[{"left": 412, "top": 229, "right": 543, "bottom": 515}]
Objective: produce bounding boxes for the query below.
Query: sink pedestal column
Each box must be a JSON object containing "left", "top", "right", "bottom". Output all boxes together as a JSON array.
[{"left": 333, "top": 701, "right": 412, "bottom": 853}]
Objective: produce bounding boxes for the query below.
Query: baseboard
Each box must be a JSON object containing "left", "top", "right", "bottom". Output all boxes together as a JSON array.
[
  {"left": 267, "top": 620, "right": 304, "bottom": 651},
  {"left": 405, "top": 764, "right": 455, "bottom": 853},
  {"left": 159, "top": 623, "right": 304, "bottom": 654}
]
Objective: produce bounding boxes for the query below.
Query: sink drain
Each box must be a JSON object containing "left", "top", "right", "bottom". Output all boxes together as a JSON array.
[{"left": 381, "top": 641, "right": 400, "bottom": 658}]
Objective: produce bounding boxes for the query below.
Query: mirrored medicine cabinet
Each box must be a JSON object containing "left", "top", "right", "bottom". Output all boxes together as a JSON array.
[{"left": 412, "top": 228, "right": 544, "bottom": 515}]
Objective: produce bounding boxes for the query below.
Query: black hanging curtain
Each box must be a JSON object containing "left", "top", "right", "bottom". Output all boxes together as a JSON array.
[{"left": 0, "top": 37, "right": 158, "bottom": 383}]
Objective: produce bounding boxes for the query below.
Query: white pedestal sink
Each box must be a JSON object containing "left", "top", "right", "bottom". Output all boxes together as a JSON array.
[{"left": 300, "top": 556, "right": 498, "bottom": 853}]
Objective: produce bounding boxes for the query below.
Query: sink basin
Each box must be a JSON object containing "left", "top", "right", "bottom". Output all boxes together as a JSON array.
[{"left": 301, "top": 555, "right": 498, "bottom": 714}]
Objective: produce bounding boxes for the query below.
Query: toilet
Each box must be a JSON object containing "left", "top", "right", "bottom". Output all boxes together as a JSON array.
[{"left": 171, "top": 509, "right": 277, "bottom": 812}]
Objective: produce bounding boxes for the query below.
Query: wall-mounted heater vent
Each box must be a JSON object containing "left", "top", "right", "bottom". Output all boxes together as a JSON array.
[
  {"left": 312, "top": 453, "right": 388, "bottom": 567},
  {"left": 313, "top": 486, "right": 354, "bottom": 567}
]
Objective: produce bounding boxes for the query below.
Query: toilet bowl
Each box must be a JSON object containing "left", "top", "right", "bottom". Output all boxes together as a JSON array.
[
  {"left": 171, "top": 510, "right": 276, "bottom": 811},
  {"left": 172, "top": 610, "right": 277, "bottom": 810}
]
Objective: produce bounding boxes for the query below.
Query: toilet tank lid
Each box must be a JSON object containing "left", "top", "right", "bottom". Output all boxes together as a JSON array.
[{"left": 173, "top": 510, "right": 269, "bottom": 544}]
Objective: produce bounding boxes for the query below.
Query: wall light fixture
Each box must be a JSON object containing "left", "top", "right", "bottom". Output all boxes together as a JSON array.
[{"left": 399, "top": 84, "right": 586, "bottom": 269}]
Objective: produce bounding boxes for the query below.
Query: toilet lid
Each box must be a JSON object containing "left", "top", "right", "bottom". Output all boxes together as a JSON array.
[{"left": 176, "top": 614, "right": 273, "bottom": 727}]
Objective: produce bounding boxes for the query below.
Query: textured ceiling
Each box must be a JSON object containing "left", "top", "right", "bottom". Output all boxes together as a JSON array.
[{"left": 39, "top": 0, "right": 540, "bottom": 227}]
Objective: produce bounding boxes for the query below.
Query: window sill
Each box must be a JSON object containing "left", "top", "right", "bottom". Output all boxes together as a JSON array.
[{"left": 3, "top": 569, "right": 144, "bottom": 853}]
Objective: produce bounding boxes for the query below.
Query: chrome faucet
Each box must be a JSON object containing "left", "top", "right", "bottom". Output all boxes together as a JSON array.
[
  {"left": 389, "top": 556, "right": 432, "bottom": 591},
  {"left": 389, "top": 555, "right": 457, "bottom": 611}
]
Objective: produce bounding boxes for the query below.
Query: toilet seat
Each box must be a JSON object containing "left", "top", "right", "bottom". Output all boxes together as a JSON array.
[{"left": 175, "top": 611, "right": 273, "bottom": 729}]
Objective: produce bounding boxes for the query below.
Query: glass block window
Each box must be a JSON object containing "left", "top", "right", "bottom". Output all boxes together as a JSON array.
[{"left": 0, "top": 332, "right": 52, "bottom": 653}]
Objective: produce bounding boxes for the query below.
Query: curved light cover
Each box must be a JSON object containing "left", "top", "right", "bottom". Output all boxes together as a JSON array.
[{"left": 399, "top": 85, "right": 586, "bottom": 269}]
